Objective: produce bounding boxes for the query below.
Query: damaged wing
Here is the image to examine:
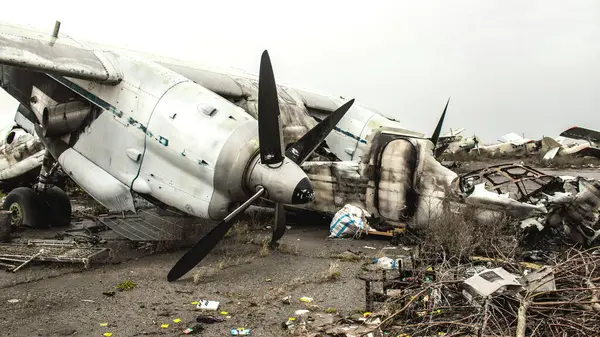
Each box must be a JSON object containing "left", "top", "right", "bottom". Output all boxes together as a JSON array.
[
  {"left": 0, "top": 21, "right": 123, "bottom": 84},
  {"left": 500, "top": 132, "right": 533, "bottom": 146},
  {"left": 559, "top": 126, "right": 600, "bottom": 145}
]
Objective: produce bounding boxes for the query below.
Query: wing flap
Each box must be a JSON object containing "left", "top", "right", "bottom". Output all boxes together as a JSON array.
[{"left": 0, "top": 22, "right": 122, "bottom": 84}]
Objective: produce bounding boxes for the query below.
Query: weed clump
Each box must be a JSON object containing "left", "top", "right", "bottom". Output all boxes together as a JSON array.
[{"left": 116, "top": 280, "right": 137, "bottom": 291}]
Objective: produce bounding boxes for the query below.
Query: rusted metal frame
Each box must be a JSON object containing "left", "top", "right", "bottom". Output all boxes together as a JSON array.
[{"left": 517, "top": 178, "right": 565, "bottom": 203}]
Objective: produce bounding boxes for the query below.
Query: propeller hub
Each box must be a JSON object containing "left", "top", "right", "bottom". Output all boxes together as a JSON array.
[{"left": 245, "top": 155, "right": 314, "bottom": 205}]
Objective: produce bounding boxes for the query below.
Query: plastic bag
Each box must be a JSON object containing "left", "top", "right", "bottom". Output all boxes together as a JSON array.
[{"left": 328, "top": 204, "right": 371, "bottom": 238}]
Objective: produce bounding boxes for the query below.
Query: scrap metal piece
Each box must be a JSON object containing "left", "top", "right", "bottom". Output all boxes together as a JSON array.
[
  {"left": 96, "top": 210, "right": 195, "bottom": 241},
  {"left": 0, "top": 239, "right": 108, "bottom": 270}
]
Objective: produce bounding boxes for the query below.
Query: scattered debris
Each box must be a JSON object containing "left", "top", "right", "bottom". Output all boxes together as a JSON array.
[
  {"left": 230, "top": 327, "right": 251, "bottom": 335},
  {"left": 299, "top": 297, "right": 313, "bottom": 303},
  {"left": 0, "top": 239, "right": 109, "bottom": 271},
  {"left": 462, "top": 267, "right": 522, "bottom": 305},
  {"left": 372, "top": 256, "right": 402, "bottom": 270},
  {"left": 313, "top": 246, "right": 600, "bottom": 337},
  {"left": 7, "top": 299, "right": 20, "bottom": 304},
  {"left": 183, "top": 324, "right": 204, "bottom": 334},
  {"left": 196, "top": 315, "right": 225, "bottom": 324},
  {"left": 329, "top": 204, "right": 372, "bottom": 238},
  {"left": 196, "top": 299, "right": 219, "bottom": 311}
]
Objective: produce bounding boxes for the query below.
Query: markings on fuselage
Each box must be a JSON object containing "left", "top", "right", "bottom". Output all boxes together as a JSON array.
[
  {"left": 51, "top": 75, "right": 214, "bottom": 168},
  {"left": 312, "top": 116, "right": 368, "bottom": 144}
]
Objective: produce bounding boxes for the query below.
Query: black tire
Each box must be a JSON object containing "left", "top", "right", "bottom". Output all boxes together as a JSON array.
[
  {"left": 0, "top": 210, "right": 11, "bottom": 242},
  {"left": 2, "top": 187, "right": 42, "bottom": 228},
  {"left": 40, "top": 186, "right": 72, "bottom": 227}
]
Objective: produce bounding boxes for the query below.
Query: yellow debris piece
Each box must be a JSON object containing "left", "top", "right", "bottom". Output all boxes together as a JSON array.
[
  {"left": 99, "top": 323, "right": 108, "bottom": 327},
  {"left": 161, "top": 324, "right": 169, "bottom": 328},
  {"left": 191, "top": 301, "right": 199, "bottom": 305},
  {"left": 363, "top": 312, "right": 372, "bottom": 317},
  {"left": 173, "top": 318, "right": 181, "bottom": 323},
  {"left": 299, "top": 297, "right": 313, "bottom": 303},
  {"left": 103, "top": 333, "right": 113, "bottom": 337},
  {"left": 220, "top": 311, "right": 229, "bottom": 315}
]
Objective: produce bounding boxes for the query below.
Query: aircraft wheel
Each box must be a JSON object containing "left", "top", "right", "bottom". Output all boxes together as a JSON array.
[
  {"left": 2, "top": 187, "right": 42, "bottom": 228},
  {"left": 0, "top": 210, "right": 11, "bottom": 242},
  {"left": 40, "top": 186, "right": 72, "bottom": 227}
]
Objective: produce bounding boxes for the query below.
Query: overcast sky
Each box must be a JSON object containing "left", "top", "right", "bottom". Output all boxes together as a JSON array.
[{"left": 2, "top": 0, "right": 599, "bottom": 143}]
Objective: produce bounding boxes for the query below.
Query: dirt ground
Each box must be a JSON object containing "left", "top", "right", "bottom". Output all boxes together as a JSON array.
[
  {"left": 0, "top": 214, "right": 399, "bottom": 337},
  {"left": 1, "top": 166, "right": 599, "bottom": 337}
]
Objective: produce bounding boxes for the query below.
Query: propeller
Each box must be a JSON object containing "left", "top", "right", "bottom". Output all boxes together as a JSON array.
[
  {"left": 270, "top": 97, "right": 355, "bottom": 245},
  {"left": 167, "top": 50, "right": 354, "bottom": 282}
]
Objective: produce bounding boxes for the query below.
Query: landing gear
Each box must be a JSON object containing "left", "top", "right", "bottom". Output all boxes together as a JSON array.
[
  {"left": 1, "top": 149, "right": 72, "bottom": 229},
  {"left": 39, "top": 186, "right": 72, "bottom": 227},
  {"left": 2, "top": 187, "right": 41, "bottom": 228},
  {"left": 33, "top": 150, "right": 72, "bottom": 228}
]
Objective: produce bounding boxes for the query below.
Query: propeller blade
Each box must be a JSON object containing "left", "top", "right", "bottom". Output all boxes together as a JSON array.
[
  {"left": 270, "top": 202, "right": 287, "bottom": 246},
  {"left": 286, "top": 98, "right": 355, "bottom": 165},
  {"left": 167, "top": 187, "right": 265, "bottom": 282},
  {"left": 430, "top": 97, "right": 450, "bottom": 148},
  {"left": 258, "top": 50, "right": 284, "bottom": 165}
]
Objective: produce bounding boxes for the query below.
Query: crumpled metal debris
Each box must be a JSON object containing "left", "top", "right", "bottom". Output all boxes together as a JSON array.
[{"left": 456, "top": 164, "right": 600, "bottom": 245}]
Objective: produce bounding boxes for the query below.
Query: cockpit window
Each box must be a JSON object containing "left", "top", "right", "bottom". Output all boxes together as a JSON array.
[{"left": 6, "top": 131, "right": 15, "bottom": 145}]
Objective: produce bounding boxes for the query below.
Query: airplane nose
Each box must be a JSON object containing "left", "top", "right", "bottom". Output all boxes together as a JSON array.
[
  {"left": 246, "top": 156, "right": 315, "bottom": 205},
  {"left": 291, "top": 177, "right": 315, "bottom": 204}
]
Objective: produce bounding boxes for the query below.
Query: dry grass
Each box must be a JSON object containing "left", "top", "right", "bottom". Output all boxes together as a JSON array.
[
  {"left": 334, "top": 251, "right": 362, "bottom": 262},
  {"left": 217, "top": 255, "right": 256, "bottom": 270},
  {"left": 259, "top": 237, "right": 270, "bottom": 257},
  {"left": 419, "top": 205, "right": 520, "bottom": 261},
  {"left": 277, "top": 243, "right": 301, "bottom": 255},
  {"left": 192, "top": 266, "right": 216, "bottom": 284},
  {"left": 320, "top": 262, "right": 341, "bottom": 282}
]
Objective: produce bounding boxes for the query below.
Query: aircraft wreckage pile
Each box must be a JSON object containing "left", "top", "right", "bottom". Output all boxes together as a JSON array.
[{"left": 277, "top": 246, "right": 600, "bottom": 337}]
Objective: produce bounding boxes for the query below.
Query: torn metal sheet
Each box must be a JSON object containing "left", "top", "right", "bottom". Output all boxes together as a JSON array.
[
  {"left": 462, "top": 267, "right": 522, "bottom": 305},
  {"left": 0, "top": 239, "right": 108, "bottom": 269}
]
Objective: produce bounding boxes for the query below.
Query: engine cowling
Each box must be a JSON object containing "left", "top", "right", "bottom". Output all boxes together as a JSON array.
[{"left": 42, "top": 101, "right": 91, "bottom": 137}]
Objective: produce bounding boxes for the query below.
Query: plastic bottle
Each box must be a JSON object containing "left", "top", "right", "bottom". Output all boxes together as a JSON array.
[{"left": 372, "top": 257, "right": 401, "bottom": 270}]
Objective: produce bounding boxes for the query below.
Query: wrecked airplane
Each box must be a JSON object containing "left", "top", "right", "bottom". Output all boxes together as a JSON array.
[
  {"left": 0, "top": 20, "right": 367, "bottom": 281},
  {"left": 540, "top": 126, "right": 600, "bottom": 161},
  {"left": 0, "top": 89, "right": 46, "bottom": 189},
  {"left": 467, "top": 132, "right": 539, "bottom": 157},
  {"left": 300, "top": 129, "right": 600, "bottom": 246},
  {"left": 1, "top": 19, "right": 597, "bottom": 287}
]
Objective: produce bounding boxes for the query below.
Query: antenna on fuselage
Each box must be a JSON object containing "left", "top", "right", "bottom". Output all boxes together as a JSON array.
[{"left": 52, "top": 21, "right": 61, "bottom": 38}]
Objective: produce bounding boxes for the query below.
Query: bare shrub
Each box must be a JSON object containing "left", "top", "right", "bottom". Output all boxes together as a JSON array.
[{"left": 421, "top": 206, "right": 519, "bottom": 261}]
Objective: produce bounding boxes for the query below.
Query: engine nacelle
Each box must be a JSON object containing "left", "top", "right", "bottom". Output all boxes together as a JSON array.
[{"left": 42, "top": 101, "right": 91, "bottom": 137}]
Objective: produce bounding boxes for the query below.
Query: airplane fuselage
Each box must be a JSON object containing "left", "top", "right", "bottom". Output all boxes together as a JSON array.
[{"left": 2, "top": 50, "right": 311, "bottom": 220}]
